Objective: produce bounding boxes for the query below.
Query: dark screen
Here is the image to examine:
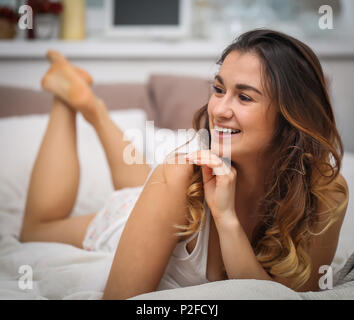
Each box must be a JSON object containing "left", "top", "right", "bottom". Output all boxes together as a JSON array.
[{"left": 113, "top": 0, "right": 180, "bottom": 26}]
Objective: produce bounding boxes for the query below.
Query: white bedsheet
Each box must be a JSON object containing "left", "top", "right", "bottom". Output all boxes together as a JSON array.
[{"left": 0, "top": 111, "right": 353, "bottom": 300}]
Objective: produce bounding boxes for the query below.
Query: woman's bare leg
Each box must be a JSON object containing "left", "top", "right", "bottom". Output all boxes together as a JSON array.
[
  {"left": 20, "top": 98, "right": 95, "bottom": 247},
  {"left": 42, "top": 51, "right": 151, "bottom": 189},
  {"left": 20, "top": 51, "right": 151, "bottom": 247},
  {"left": 89, "top": 101, "right": 152, "bottom": 189}
]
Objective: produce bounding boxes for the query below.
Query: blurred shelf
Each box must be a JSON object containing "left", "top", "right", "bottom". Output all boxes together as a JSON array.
[
  {"left": 0, "top": 39, "right": 227, "bottom": 60},
  {"left": 0, "top": 38, "right": 354, "bottom": 59}
]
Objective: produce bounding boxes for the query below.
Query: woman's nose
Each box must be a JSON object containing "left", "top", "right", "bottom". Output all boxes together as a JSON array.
[{"left": 212, "top": 98, "right": 233, "bottom": 119}]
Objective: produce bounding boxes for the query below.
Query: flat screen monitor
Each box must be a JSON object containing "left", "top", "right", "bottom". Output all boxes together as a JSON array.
[{"left": 105, "top": 0, "right": 191, "bottom": 38}]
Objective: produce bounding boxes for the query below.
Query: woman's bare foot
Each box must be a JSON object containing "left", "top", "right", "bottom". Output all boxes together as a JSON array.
[
  {"left": 41, "top": 50, "right": 103, "bottom": 124},
  {"left": 46, "top": 50, "right": 93, "bottom": 85}
]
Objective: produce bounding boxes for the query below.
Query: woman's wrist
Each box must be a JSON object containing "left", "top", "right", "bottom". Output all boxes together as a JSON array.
[{"left": 213, "top": 210, "right": 240, "bottom": 232}]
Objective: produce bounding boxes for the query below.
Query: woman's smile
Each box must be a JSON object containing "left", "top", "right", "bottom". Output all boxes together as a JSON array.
[{"left": 211, "top": 128, "right": 242, "bottom": 140}]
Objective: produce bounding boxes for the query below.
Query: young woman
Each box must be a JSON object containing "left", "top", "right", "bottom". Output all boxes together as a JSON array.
[{"left": 20, "top": 29, "right": 349, "bottom": 299}]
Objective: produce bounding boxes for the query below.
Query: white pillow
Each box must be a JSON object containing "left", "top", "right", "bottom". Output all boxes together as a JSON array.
[{"left": 0, "top": 109, "right": 148, "bottom": 222}]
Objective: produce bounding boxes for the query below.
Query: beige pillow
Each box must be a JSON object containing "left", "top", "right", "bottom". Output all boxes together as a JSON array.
[
  {"left": 92, "top": 83, "right": 157, "bottom": 122},
  {"left": 147, "top": 74, "right": 211, "bottom": 130},
  {"left": 0, "top": 84, "right": 157, "bottom": 122},
  {"left": 0, "top": 86, "right": 53, "bottom": 118}
]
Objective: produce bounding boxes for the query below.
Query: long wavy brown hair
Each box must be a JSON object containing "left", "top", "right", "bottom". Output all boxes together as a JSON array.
[{"left": 172, "top": 29, "right": 349, "bottom": 290}]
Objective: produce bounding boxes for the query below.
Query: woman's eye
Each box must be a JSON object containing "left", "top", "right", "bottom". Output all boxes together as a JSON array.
[
  {"left": 239, "top": 94, "right": 252, "bottom": 102},
  {"left": 212, "top": 86, "right": 253, "bottom": 102},
  {"left": 212, "top": 85, "right": 223, "bottom": 94}
]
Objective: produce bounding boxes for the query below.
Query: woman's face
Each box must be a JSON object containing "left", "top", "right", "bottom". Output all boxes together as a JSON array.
[{"left": 208, "top": 50, "right": 278, "bottom": 162}]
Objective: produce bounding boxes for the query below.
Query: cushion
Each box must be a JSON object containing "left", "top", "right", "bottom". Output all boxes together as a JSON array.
[
  {"left": 0, "top": 86, "right": 53, "bottom": 118},
  {"left": 147, "top": 74, "right": 211, "bottom": 130},
  {"left": 92, "top": 83, "right": 157, "bottom": 122},
  {"left": 0, "top": 84, "right": 157, "bottom": 123}
]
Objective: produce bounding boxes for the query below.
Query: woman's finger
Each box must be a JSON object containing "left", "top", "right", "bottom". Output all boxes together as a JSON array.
[
  {"left": 186, "top": 155, "right": 231, "bottom": 175},
  {"left": 185, "top": 150, "right": 232, "bottom": 175},
  {"left": 201, "top": 163, "right": 215, "bottom": 185},
  {"left": 185, "top": 150, "right": 219, "bottom": 162}
]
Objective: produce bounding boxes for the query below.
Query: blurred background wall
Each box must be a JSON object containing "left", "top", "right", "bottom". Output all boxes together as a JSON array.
[{"left": 0, "top": 0, "right": 353, "bottom": 152}]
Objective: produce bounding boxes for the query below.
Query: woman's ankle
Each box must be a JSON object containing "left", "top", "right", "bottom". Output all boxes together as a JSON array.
[{"left": 51, "top": 97, "right": 77, "bottom": 119}]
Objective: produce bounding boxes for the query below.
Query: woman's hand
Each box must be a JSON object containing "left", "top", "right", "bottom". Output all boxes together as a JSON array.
[{"left": 185, "top": 150, "right": 238, "bottom": 227}]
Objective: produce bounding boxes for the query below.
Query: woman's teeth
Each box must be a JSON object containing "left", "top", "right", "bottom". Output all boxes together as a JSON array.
[{"left": 214, "top": 125, "right": 241, "bottom": 134}]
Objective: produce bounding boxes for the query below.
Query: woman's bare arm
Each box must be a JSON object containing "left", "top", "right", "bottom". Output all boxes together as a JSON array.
[{"left": 103, "top": 156, "right": 194, "bottom": 300}]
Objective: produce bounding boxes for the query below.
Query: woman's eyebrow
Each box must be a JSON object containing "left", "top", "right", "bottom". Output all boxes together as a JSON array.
[{"left": 214, "top": 74, "right": 263, "bottom": 96}]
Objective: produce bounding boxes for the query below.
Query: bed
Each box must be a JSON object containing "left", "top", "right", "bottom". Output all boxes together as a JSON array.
[{"left": 0, "top": 75, "right": 353, "bottom": 300}]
